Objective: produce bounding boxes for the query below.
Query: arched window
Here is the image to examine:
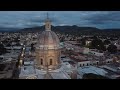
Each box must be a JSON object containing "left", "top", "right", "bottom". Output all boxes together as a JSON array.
[
  {"left": 80, "top": 64, "right": 81, "bottom": 67},
  {"left": 40, "top": 59, "right": 43, "bottom": 65},
  {"left": 48, "top": 24, "right": 50, "bottom": 28},
  {"left": 50, "top": 59, "right": 52, "bottom": 65},
  {"left": 83, "top": 64, "right": 84, "bottom": 66}
]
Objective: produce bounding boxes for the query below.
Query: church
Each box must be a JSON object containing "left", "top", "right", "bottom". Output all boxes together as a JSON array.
[{"left": 19, "top": 14, "right": 77, "bottom": 79}]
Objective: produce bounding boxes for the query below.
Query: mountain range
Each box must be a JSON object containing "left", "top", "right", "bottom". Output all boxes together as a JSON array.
[{"left": 0, "top": 25, "right": 120, "bottom": 36}]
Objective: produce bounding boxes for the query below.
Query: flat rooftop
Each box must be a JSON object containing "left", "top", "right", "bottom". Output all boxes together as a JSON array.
[{"left": 78, "top": 66, "right": 108, "bottom": 76}]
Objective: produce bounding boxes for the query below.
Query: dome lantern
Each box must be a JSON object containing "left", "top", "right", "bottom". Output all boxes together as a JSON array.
[{"left": 45, "top": 13, "right": 51, "bottom": 31}]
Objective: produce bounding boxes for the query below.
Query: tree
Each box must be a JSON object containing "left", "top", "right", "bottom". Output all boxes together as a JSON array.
[
  {"left": 0, "top": 64, "right": 6, "bottom": 71},
  {"left": 80, "top": 37, "right": 88, "bottom": 46},
  {"left": 0, "top": 44, "right": 7, "bottom": 55},
  {"left": 60, "top": 37, "right": 65, "bottom": 42},
  {"left": 14, "top": 37, "right": 20, "bottom": 43},
  {"left": 90, "top": 38, "right": 106, "bottom": 51},
  {"left": 107, "top": 44, "right": 117, "bottom": 53},
  {"left": 103, "top": 40, "right": 111, "bottom": 45},
  {"left": 31, "top": 43, "right": 35, "bottom": 52}
]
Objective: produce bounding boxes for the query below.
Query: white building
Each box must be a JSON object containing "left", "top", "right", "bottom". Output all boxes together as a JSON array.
[
  {"left": 83, "top": 48, "right": 89, "bottom": 54},
  {"left": 77, "top": 66, "right": 108, "bottom": 78}
]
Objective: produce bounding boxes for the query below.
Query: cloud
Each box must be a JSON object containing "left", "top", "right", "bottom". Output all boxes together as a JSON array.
[
  {"left": 83, "top": 11, "right": 120, "bottom": 25},
  {"left": 0, "top": 11, "right": 120, "bottom": 29}
]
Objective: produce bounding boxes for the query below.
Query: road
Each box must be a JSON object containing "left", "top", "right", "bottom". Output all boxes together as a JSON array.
[{"left": 12, "top": 44, "right": 26, "bottom": 79}]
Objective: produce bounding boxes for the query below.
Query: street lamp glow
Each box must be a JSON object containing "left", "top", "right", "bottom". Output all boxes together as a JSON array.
[
  {"left": 21, "top": 54, "right": 24, "bottom": 57},
  {"left": 23, "top": 48, "right": 25, "bottom": 50},
  {"left": 21, "top": 43, "right": 23, "bottom": 45}
]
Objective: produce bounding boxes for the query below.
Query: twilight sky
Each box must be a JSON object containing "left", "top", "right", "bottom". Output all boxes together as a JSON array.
[{"left": 0, "top": 11, "right": 120, "bottom": 29}]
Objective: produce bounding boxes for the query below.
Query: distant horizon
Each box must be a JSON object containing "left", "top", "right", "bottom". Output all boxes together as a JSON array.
[
  {"left": 1, "top": 25, "right": 120, "bottom": 32},
  {"left": 0, "top": 11, "right": 120, "bottom": 30}
]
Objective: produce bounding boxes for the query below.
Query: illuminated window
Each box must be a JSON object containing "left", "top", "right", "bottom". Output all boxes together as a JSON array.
[
  {"left": 41, "top": 59, "right": 43, "bottom": 65},
  {"left": 50, "top": 59, "right": 52, "bottom": 65}
]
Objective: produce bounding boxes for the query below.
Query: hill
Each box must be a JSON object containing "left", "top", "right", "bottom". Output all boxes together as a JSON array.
[
  {"left": 0, "top": 25, "right": 120, "bottom": 36},
  {"left": 18, "top": 25, "right": 101, "bottom": 33}
]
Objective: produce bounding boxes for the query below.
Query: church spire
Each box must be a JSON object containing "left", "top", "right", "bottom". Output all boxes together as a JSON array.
[{"left": 45, "top": 13, "right": 51, "bottom": 31}]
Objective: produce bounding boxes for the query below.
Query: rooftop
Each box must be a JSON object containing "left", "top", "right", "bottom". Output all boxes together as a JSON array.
[
  {"left": 19, "top": 61, "right": 74, "bottom": 79},
  {"left": 78, "top": 66, "right": 108, "bottom": 76}
]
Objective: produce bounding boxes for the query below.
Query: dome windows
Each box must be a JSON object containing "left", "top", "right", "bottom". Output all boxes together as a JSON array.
[
  {"left": 50, "top": 59, "right": 52, "bottom": 65},
  {"left": 40, "top": 58, "right": 43, "bottom": 65}
]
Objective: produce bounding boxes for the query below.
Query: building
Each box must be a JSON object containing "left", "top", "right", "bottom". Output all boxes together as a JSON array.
[
  {"left": 85, "top": 40, "right": 92, "bottom": 46},
  {"left": 19, "top": 14, "right": 76, "bottom": 79},
  {"left": 35, "top": 15, "right": 61, "bottom": 70},
  {"left": 77, "top": 66, "right": 108, "bottom": 78}
]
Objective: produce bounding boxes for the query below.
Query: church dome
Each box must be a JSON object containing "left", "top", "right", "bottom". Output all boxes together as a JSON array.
[
  {"left": 38, "top": 30, "right": 60, "bottom": 49},
  {"left": 35, "top": 14, "right": 61, "bottom": 70}
]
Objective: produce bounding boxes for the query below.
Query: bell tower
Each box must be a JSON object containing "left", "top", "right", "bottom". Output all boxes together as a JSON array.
[{"left": 45, "top": 13, "right": 51, "bottom": 31}]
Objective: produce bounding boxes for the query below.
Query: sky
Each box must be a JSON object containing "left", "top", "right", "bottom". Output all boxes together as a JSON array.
[{"left": 0, "top": 11, "right": 120, "bottom": 30}]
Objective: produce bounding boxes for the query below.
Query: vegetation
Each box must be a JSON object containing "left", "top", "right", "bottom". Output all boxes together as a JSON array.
[
  {"left": 107, "top": 44, "right": 117, "bottom": 53},
  {"left": 31, "top": 43, "right": 35, "bottom": 52},
  {"left": 90, "top": 37, "right": 106, "bottom": 51},
  {"left": 104, "top": 40, "right": 111, "bottom": 45},
  {"left": 80, "top": 36, "right": 106, "bottom": 51},
  {"left": 0, "top": 44, "right": 7, "bottom": 55},
  {"left": 60, "top": 37, "right": 65, "bottom": 42},
  {"left": 0, "top": 64, "right": 6, "bottom": 71}
]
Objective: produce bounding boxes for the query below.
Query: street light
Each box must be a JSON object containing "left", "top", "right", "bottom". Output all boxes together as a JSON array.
[
  {"left": 21, "top": 54, "right": 24, "bottom": 57},
  {"left": 23, "top": 48, "right": 25, "bottom": 50},
  {"left": 21, "top": 43, "right": 23, "bottom": 46}
]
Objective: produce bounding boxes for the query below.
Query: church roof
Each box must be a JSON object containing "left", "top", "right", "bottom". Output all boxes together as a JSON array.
[
  {"left": 36, "top": 14, "right": 60, "bottom": 50},
  {"left": 44, "top": 72, "right": 53, "bottom": 79},
  {"left": 39, "top": 31, "right": 59, "bottom": 45}
]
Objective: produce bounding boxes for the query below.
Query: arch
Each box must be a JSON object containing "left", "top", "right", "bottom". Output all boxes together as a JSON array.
[
  {"left": 80, "top": 64, "right": 81, "bottom": 67},
  {"left": 40, "top": 58, "right": 43, "bottom": 65},
  {"left": 83, "top": 64, "right": 84, "bottom": 66},
  {"left": 50, "top": 59, "right": 52, "bottom": 65}
]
